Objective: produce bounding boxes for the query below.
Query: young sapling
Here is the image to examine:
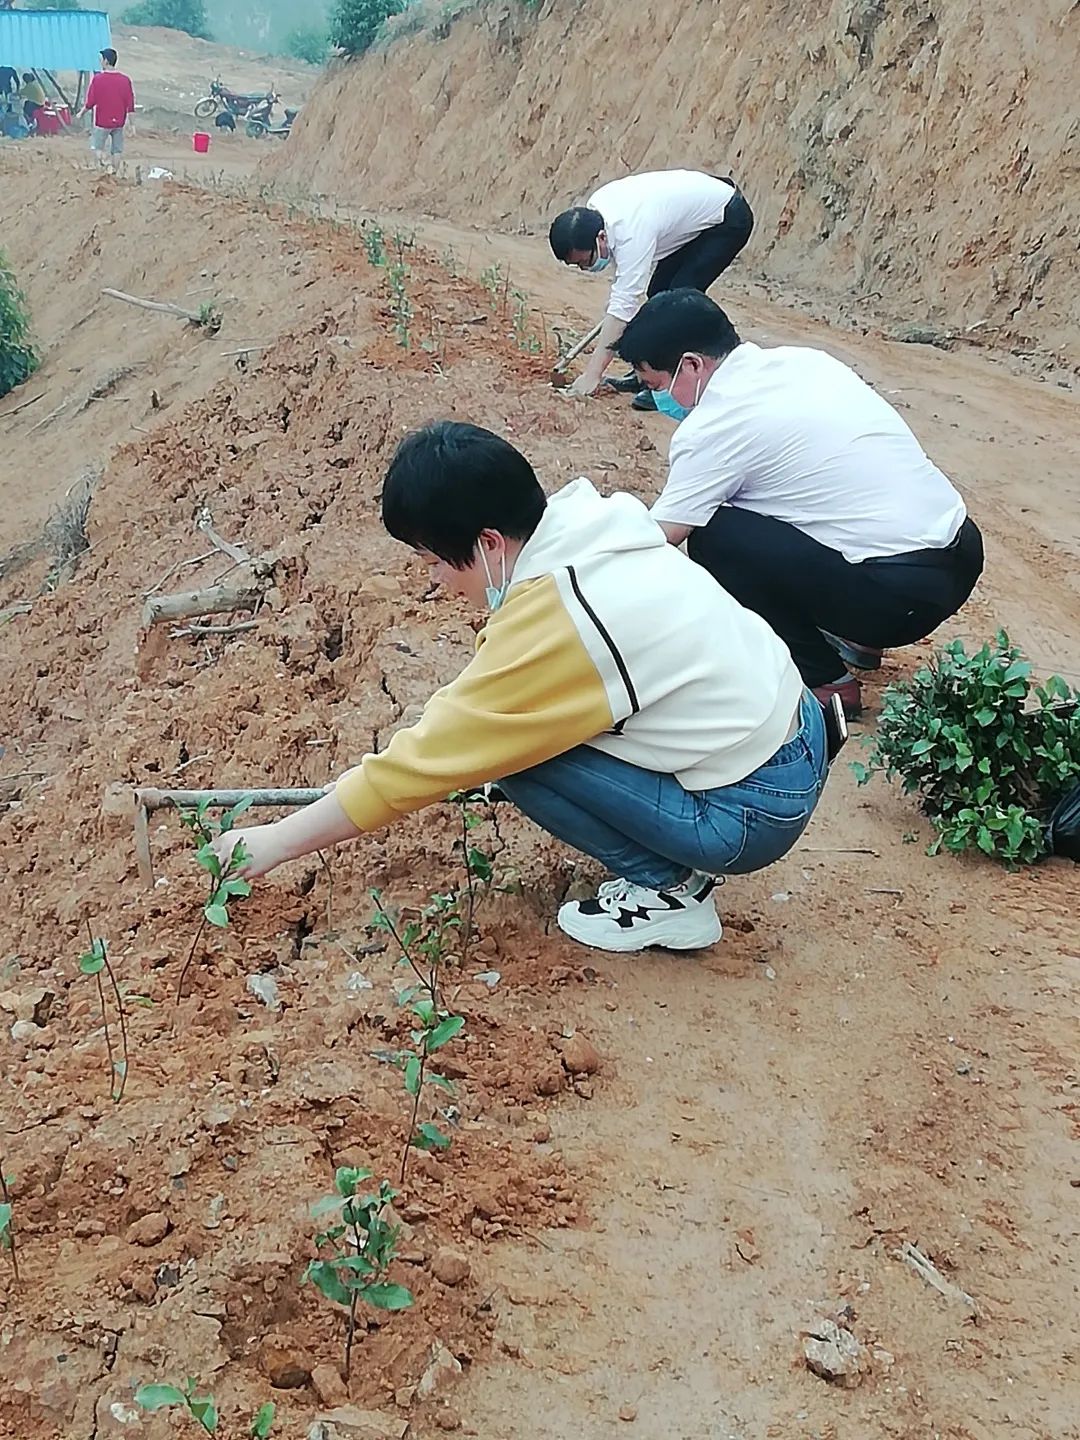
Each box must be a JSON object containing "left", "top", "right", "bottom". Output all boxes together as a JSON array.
[
  {"left": 305, "top": 1167, "right": 413, "bottom": 1379},
  {"left": 0, "top": 1160, "right": 18, "bottom": 1284},
  {"left": 177, "top": 798, "right": 254, "bottom": 1002},
  {"left": 79, "top": 925, "right": 130, "bottom": 1103}
]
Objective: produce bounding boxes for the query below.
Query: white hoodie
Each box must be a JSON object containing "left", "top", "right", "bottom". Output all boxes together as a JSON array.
[{"left": 337, "top": 479, "right": 804, "bottom": 832}]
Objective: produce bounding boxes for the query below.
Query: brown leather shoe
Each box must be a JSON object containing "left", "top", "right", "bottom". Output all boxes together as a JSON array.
[
  {"left": 820, "top": 631, "right": 884, "bottom": 671},
  {"left": 813, "top": 675, "right": 863, "bottom": 719}
]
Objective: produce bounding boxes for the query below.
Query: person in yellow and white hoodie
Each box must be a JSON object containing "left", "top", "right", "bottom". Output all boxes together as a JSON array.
[{"left": 212, "top": 421, "right": 828, "bottom": 954}]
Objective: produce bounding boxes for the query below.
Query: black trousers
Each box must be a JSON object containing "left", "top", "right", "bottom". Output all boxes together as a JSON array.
[
  {"left": 687, "top": 507, "right": 985, "bottom": 687},
  {"left": 647, "top": 191, "right": 754, "bottom": 298}
]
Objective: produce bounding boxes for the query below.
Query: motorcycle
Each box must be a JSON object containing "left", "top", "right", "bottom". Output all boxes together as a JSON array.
[
  {"left": 246, "top": 107, "right": 298, "bottom": 141},
  {"left": 194, "top": 79, "right": 279, "bottom": 121}
]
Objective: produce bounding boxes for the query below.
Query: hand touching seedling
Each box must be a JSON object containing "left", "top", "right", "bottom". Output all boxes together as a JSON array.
[
  {"left": 135, "top": 1382, "right": 274, "bottom": 1436},
  {"left": 177, "top": 798, "right": 254, "bottom": 1003},
  {"left": 305, "top": 1167, "right": 413, "bottom": 1380}
]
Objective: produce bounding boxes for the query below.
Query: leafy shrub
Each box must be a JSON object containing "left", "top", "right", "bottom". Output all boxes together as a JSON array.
[
  {"left": 0, "top": 252, "right": 37, "bottom": 402},
  {"left": 283, "top": 26, "right": 331, "bottom": 65},
  {"left": 330, "top": 0, "right": 405, "bottom": 55},
  {"left": 854, "top": 631, "right": 1080, "bottom": 865},
  {"left": 120, "top": 0, "right": 211, "bottom": 41}
]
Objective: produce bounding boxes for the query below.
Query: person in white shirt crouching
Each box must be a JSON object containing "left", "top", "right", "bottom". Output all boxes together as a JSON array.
[
  {"left": 549, "top": 169, "right": 753, "bottom": 408},
  {"left": 615, "top": 289, "right": 984, "bottom": 717}
]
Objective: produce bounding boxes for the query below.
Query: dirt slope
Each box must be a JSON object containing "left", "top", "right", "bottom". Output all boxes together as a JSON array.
[
  {"left": 268, "top": 0, "right": 1080, "bottom": 366},
  {"left": 0, "top": 153, "right": 1079, "bottom": 1439}
]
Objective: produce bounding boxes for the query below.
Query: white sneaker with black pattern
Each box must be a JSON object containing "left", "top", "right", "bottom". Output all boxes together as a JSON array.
[{"left": 557, "top": 872, "right": 722, "bottom": 953}]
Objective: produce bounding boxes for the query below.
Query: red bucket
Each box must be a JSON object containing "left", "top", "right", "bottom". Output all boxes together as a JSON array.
[{"left": 192, "top": 131, "right": 210, "bottom": 154}]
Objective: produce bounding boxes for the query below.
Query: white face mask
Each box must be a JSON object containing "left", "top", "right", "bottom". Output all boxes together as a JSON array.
[{"left": 479, "top": 546, "right": 507, "bottom": 612}]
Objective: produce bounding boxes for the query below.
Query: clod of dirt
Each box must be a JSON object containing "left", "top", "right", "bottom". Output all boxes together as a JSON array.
[
  {"left": 802, "top": 1319, "right": 869, "bottom": 1388},
  {"left": 433, "top": 1408, "right": 463, "bottom": 1432},
  {"left": 311, "top": 1362, "right": 349, "bottom": 1407},
  {"left": 535, "top": 1063, "right": 565, "bottom": 1096},
  {"left": 431, "top": 1246, "right": 471, "bottom": 1287},
  {"left": 308, "top": 1408, "right": 408, "bottom": 1440},
  {"left": 618, "top": 1404, "right": 639, "bottom": 1422},
  {"left": 125, "top": 1212, "right": 171, "bottom": 1247},
  {"left": 558, "top": 1032, "right": 601, "bottom": 1075},
  {"left": 417, "top": 1342, "right": 463, "bottom": 1399},
  {"left": 260, "top": 1332, "right": 316, "bottom": 1389}
]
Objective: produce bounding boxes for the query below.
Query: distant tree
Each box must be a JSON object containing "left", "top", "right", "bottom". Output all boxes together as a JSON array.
[
  {"left": 0, "top": 252, "right": 38, "bottom": 402},
  {"left": 329, "top": 0, "right": 404, "bottom": 56},
  {"left": 283, "top": 25, "right": 330, "bottom": 65},
  {"left": 120, "top": 0, "right": 212, "bottom": 41},
  {"left": 33, "top": 0, "right": 84, "bottom": 9}
]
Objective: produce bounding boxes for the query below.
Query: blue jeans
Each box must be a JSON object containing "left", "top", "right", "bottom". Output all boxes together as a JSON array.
[{"left": 500, "top": 691, "right": 828, "bottom": 889}]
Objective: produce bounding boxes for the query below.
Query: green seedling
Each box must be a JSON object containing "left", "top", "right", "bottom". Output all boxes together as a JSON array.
[
  {"left": 390, "top": 228, "right": 416, "bottom": 266},
  {"left": 361, "top": 220, "right": 386, "bottom": 267},
  {"left": 305, "top": 1166, "right": 413, "bottom": 1379},
  {"left": 134, "top": 1382, "right": 274, "bottom": 1436},
  {"left": 511, "top": 289, "right": 541, "bottom": 354},
  {"left": 479, "top": 261, "right": 503, "bottom": 310},
  {"left": 450, "top": 790, "right": 495, "bottom": 966},
  {"left": 387, "top": 261, "right": 412, "bottom": 348},
  {"left": 192, "top": 301, "right": 223, "bottom": 336},
  {"left": 177, "top": 798, "right": 253, "bottom": 1003},
  {"left": 371, "top": 889, "right": 465, "bottom": 1182},
  {"left": 79, "top": 925, "right": 130, "bottom": 1104},
  {"left": 0, "top": 1161, "right": 17, "bottom": 1284}
]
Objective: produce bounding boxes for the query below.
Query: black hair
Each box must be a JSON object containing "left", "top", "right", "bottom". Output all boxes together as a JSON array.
[
  {"left": 548, "top": 206, "right": 605, "bottom": 261},
  {"left": 101, "top": 48, "right": 118, "bottom": 66},
  {"left": 22, "top": 72, "right": 34, "bottom": 82},
  {"left": 616, "top": 289, "right": 742, "bottom": 373},
  {"left": 382, "top": 421, "right": 546, "bottom": 568}
]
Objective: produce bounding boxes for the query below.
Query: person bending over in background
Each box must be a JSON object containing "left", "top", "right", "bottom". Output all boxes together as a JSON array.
[
  {"left": 615, "top": 289, "right": 984, "bottom": 717},
  {"left": 212, "top": 421, "right": 828, "bottom": 955},
  {"left": 18, "top": 71, "right": 44, "bottom": 127},
  {"left": 549, "top": 169, "right": 753, "bottom": 410}
]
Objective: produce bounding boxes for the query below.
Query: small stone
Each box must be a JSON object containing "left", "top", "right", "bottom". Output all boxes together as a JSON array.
[
  {"left": 10, "top": 1019, "right": 41, "bottom": 1045},
  {"left": 434, "top": 1409, "right": 462, "bottom": 1431},
  {"left": 955, "top": 1060, "right": 972, "bottom": 1076},
  {"left": 73, "top": 1218, "right": 106, "bottom": 1238},
  {"left": 16, "top": 988, "right": 55, "bottom": 1026},
  {"left": 802, "top": 1319, "right": 867, "bottom": 1388},
  {"left": 311, "top": 1363, "right": 348, "bottom": 1407},
  {"left": 559, "top": 1032, "right": 601, "bottom": 1075},
  {"left": 471, "top": 1188, "right": 502, "bottom": 1221},
  {"left": 618, "top": 1405, "right": 638, "bottom": 1423},
  {"left": 535, "top": 1065, "right": 564, "bottom": 1096},
  {"left": 126, "top": 1212, "right": 170, "bottom": 1247},
  {"left": 247, "top": 973, "right": 282, "bottom": 1011},
  {"left": 261, "top": 1333, "right": 316, "bottom": 1389},
  {"left": 431, "top": 1246, "right": 471, "bottom": 1287},
  {"left": 573, "top": 1077, "right": 594, "bottom": 1099},
  {"left": 417, "top": 1342, "right": 462, "bottom": 1399},
  {"left": 131, "top": 1272, "right": 157, "bottom": 1303},
  {"left": 394, "top": 1386, "right": 416, "bottom": 1409},
  {"left": 310, "top": 1407, "right": 408, "bottom": 1439},
  {"left": 532, "top": 1122, "right": 551, "bottom": 1144}
]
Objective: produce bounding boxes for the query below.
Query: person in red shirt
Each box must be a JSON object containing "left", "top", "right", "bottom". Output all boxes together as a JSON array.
[{"left": 80, "top": 48, "right": 135, "bottom": 165}]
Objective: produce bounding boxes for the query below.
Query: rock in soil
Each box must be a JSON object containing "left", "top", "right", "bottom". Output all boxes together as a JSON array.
[
  {"left": 559, "top": 1031, "right": 601, "bottom": 1075},
  {"left": 417, "top": 1341, "right": 463, "bottom": 1399},
  {"left": 125, "top": 1211, "right": 170, "bottom": 1247},
  {"left": 308, "top": 1408, "right": 408, "bottom": 1439},
  {"left": 260, "top": 1332, "right": 316, "bottom": 1388},
  {"left": 802, "top": 1319, "right": 869, "bottom": 1388},
  {"left": 434, "top": 1408, "right": 462, "bottom": 1431},
  {"left": 311, "top": 1362, "right": 349, "bottom": 1407},
  {"left": 431, "top": 1245, "right": 471, "bottom": 1286}
]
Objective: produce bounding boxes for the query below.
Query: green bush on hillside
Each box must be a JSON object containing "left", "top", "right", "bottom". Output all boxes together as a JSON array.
[
  {"left": 330, "top": 0, "right": 405, "bottom": 55},
  {"left": 0, "top": 252, "right": 38, "bottom": 402},
  {"left": 283, "top": 26, "right": 331, "bottom": 65},
  {"left": 120, "top": 0, "right": 212, "bottom": 41}
]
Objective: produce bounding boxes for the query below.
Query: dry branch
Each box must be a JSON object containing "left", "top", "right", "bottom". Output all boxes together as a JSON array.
[
  {"left": 101, "top": 287, "right": 203, "bottom": 322},
  {"left": 896, "top": 1242, "right": 978, "bottom": 1313},
  {"left": 138, "top": 786, "right": 327, "bottom": 813},
  {"left": 141, "top": 580, "right": 266, "bottom": 629}
]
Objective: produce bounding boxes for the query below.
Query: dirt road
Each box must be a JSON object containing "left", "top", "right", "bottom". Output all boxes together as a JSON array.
[{"left": 1, "top": 137, "right": 1078, "bottom": 1440}]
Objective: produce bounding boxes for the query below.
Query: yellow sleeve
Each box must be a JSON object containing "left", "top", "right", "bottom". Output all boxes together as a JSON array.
[{"left": 336, "top": 576, "right": 614, "bottom": 831}]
